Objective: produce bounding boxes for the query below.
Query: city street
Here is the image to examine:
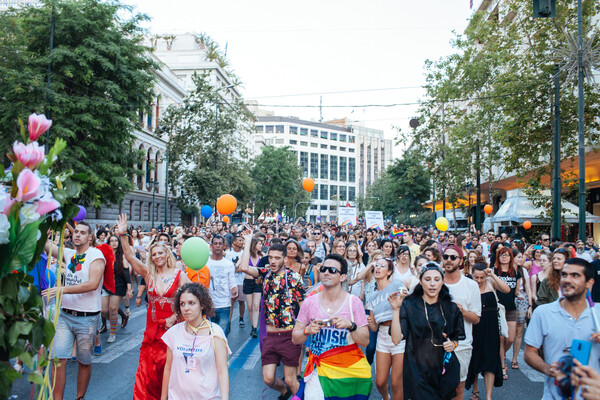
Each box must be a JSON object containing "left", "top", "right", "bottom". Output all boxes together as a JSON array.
[{"left": 11, "top": 302, "right": 544, "bottom": 400}]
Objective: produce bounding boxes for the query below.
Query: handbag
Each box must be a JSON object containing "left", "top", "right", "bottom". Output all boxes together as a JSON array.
[
  {"left": 489, "top": 280, "right": 509, "bottom": 338},
  {"left": 440, "top": 351, "right": 460, "bottom": 400}
]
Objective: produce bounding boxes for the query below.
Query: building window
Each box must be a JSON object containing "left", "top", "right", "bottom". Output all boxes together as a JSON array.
[
  {"left": 340, "top": 156, "right": 347, "bottom": 182},
  {"left": 349, "top": 136, "right": 356, "bottom": 143},
  {"left": 349, "top": 148, "right": 355, "bottom": 153},
  {"left": 320, "top": 144, "right": 327, "bottom": 149},
  {"left": 330, "top": 185, "right": 338, "bottom": 200},
  {"left": 300, "top": 151, "right": 308, "bottom": 175},
  {"left": 340, "top": 134, "right": 347, "bottom": 142},
  {"left": 310, "top": 129, "right": 318, "bottom": 137},
  {"left": 290, "top": 126, "right": 298, "bottom": 134},
  {"left": 300, "top": 128, "right": 308, "bottom": 136},
  {"left": 349, "top": 158, "right": 356, "bottom": 182},
  {"left": 291, "top": 150, "right": 298, "bottom": 158},
  {"left": 300, "top": 141, "right": 308, "bottom": 146},
  {"left": 340, "top": 147, "right": 346, "bottom": 152},
  {"left": 310, "top": 153, "right": 319, "bottom": 177},
  {"left": 330, "top": 155, "right": 338, "bottom": 181},
  {"left": 265, "top": 125, "right": 274, "bottom": 133},
  {"left": 256, "top": 125, "right": 264, "bottom": 133},
  {"left": 320, "top": 184, "right": 328, "bottom": 200},
  {"left": 311, "top": 186, "right": 318, "bottom": 199},
  {"left": 349, "top": 187, "right": 356, "bottom": 202},
  {"left": 311, "top": 142, "right": 318, "bottom": 148},
  {"left": 330, "top": 132, "right": 338, "bottom": 141},
  {"left": 321, "top": 131, "right": 328, "bottom": 139},
  {"left": 289, "top": 139, "right": 297, "bottom": 145},
  {"left": 339, "top": 186, "right": 347, "bottom": 201},
  {"left": 276, "top": 125, "right": 284, "bottom": 133},
  {"left": 275, "top": 138, "right": 284, "bottom": 144},
  {"left": 330, "top": 146, "right": 337, "bottom": 150},
  {"left": 320, "top": 154, "right": 328, "bottom": 179},
  {"left": 320, "top": 204, "right": 328, "bottom": 210}
]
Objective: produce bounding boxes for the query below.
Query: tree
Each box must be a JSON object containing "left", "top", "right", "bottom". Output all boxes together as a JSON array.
[
  {"left": 0, "top": 0, "right": 157, "bottom": 207},
  {"left": 160, "top": 72, "right": 255, "bottom": 211},
  {"left": 250, "top": 146, "right": 309, "bottom": 218},
  {"left": 365, "top": 152, "right": 431, "bottom": 224},
  {"left": 411, "top": 1, "right": 600, "bottom": 221}
]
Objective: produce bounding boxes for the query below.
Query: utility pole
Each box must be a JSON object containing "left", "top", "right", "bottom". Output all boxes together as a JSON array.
[
  {"left": 552, "top": 65, "right": 561, "bottom": 240},
  {"left": 164, "top": 148, "right": 169, "bottom": 227},
  {"left": 576, "top": 0, "right": 586, "bottom": 240},
  {"left": 476, "top": 139, "right": 482, "bottom": 232}
]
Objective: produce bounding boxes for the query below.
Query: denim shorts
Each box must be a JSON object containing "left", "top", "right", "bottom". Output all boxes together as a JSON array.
[{"left": 53, "top": 312, "right": 100, "bottom": 365}]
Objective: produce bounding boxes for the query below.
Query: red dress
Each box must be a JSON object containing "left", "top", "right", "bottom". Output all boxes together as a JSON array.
[{"left": 133, "top": 270, "right": 181, "bottom": 400}]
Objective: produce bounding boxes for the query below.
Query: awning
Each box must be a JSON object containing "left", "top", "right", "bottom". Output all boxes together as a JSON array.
[{"left": 488, "top": 189, "right": 600, "bottom": 224}]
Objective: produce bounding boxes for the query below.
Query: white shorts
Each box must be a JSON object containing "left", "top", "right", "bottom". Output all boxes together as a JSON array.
[
  {"left": 376, "top": 325, "right": 405, "bottom": 355},
  {"left": 454, "top": 346, "right": 472, "bottom": 382},
  {"left": 101, "top": 288, "right": 111, "bottom": 297}
]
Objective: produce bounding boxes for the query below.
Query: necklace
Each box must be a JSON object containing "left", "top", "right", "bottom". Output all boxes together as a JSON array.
[{"left": 423, "top": 298, "right": 447, "bottom": 347}]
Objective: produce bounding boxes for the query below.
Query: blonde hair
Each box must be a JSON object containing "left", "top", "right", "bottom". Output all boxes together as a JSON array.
[
  {"left": 147, "top": 242, "right": 177, "bottom": 284},
  {"left": 364, "top": 249, "right": 385, "bottom": 283}
]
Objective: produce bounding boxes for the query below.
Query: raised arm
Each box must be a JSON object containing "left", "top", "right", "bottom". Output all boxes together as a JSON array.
[
  {"left": 485, "top": 268, "right": 510, "bottom": 293},
  {"left": 238, "top": 229, "right": 259, "bottom": 278},
  {"left": 117, "top": 214, "right": 149, "bottom": 280}
]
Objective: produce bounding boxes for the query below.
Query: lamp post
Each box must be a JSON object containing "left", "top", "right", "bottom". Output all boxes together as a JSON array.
[
  {"left": 146, "top": 180, "right": 159, "bottom": 228},
  {"left": 465, "top": 183, "right": 473, "bottom": 229},
  {"left": 576, "top": 0, "right": 585, "bottom": 240},
  {"left": 293, "top": 201, "right": 310, "bottom": 220}
]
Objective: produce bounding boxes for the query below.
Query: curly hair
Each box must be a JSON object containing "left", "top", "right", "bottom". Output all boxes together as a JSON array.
[{"left": 174, "top": 283, "right": 215, "bottom": 318}]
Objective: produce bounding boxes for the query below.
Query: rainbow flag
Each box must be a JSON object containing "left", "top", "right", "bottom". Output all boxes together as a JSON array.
[
  {"left": 294, "top": 343, "right": 372, "bottom": 400},
  {"left": 390, "top": 228, "right": 403, "bottom": 238},
  {"left": 341, "top": 219, "right": 352, "bottom": 226}
]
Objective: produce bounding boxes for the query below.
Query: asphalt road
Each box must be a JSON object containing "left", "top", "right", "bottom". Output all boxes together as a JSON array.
[{"left": 10, "top": 301, "right": 544, "bottom": 400}]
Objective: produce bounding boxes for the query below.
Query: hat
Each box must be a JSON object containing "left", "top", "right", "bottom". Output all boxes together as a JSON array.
[{"left": 445, "top": 244, "right": 464, "bottom": 259}]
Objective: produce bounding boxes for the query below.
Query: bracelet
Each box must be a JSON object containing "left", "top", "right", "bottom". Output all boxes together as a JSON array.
[
  {"left": 119, "top": 232, "right": 129, "bottom": 237},
  {"left": 453, "top": 341, "right": 459, "bottom": 350},
  {"left": 303, "top": 327, "right": 310, "bottom": 336}
]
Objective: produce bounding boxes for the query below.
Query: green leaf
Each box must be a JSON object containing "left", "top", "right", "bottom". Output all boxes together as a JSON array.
[
  {"left": 52, "top": 188, "right": 67, "bottom": 206},
  {"left": 42, "top": 319, "right": 56, "bottom": 347},
  {"left": 10, "top": 220, "right": 41, "bottom": 270},
  {"left": 28, "top": 371, "right": 44, "bottom": 385},
  {"left": 17, "top": 285, "right": 30, "bottom": 303},
  {"left": 18, "top": 351, "right": 34, "bottom": 369},
  {"left": 8, "top": 321, "right": 33, "bottom": 346}
]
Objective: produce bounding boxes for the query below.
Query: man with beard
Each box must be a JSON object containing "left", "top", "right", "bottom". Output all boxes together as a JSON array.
[
  {"left": 292, "top": 254, "right": 371, "bottom": 399},
  {"left": 442, "top": 245, "right": 481, "bottom": 400},
  {"left": 240, "top": 231, "right": 305, "bottom": 400},
  {"left": 524, "top": 258, "right": 600, "bottom": 400}
]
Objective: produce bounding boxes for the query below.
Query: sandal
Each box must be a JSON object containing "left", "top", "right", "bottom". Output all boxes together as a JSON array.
[
  {"left": 503, "top": 366, "right": 509, "bottom": 380},
  {"left": 511, "top": 361, "right": 519, "bottom": 369},
  {"left": 470, "top": 391, "right": 480, "bottom": 400}
]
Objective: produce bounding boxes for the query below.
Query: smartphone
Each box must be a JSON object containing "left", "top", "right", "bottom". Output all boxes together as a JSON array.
[
  {"left": 533, "top": 245, "right": 543, "bottom": 250},
  {"left": 571, "top": 339, "right": 592, "bottom": 365}
]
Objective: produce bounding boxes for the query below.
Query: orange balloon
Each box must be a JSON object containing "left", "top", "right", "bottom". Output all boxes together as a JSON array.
[
  {"left": 523, "top": 220, "right": 532, "bottom": 230},
  {"left": 216, "top": 194, "right": 237, "bottom": 215},
  {"left": 223, "top": 216, "right": 230, "bottom": 223},
  {"left": 302, "top": 177, "right": 315, "bottom": 192},
  {"left": 484, "top": 204, "right": 493, "bottom": 215}
]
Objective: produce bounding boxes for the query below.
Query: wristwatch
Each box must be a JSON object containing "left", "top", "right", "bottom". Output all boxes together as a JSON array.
[{"left": 348, "top": 322, "right": 357, "bottom": 332}]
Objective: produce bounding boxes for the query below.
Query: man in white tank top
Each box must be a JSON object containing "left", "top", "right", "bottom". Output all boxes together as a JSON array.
[{"left": 43, "top": 221, "right": 105, "bottom": 400}]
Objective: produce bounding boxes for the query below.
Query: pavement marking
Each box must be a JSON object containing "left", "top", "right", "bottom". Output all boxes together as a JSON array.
[
  {"left": 242, "top": 341, "right": 262, "bottom": 370},
  {"left": 93, "top": 307, "right": 146, "bottom": 364},
  {"left": 228, "top": 337, "right": 259, "bottom": 378},
  {"left": 505, "top": 347, "right": 545, "bottom": 382}
]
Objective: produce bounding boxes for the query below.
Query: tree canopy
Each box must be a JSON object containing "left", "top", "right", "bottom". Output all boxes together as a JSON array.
[
  {"left": 159, "top": 72, "right": 255, "bottom": 210},
  {"left": 250, "top": 145, "right": 309, "bottom": 218},
  {"left": 0, "top": 0, "right": 157, "bottom": 207}
]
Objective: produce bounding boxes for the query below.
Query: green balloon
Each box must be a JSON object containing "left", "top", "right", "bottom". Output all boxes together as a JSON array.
[{"left": 180, "top": 237, "right": 210, "bottom": 270}]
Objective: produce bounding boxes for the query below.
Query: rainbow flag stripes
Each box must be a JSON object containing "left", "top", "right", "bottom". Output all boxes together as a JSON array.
[
  {"left": 390, "top": 228, "right": 404, "bottom": 238},
  {"left": 298, "top": 343, "right": 372, "bottom": 400}
]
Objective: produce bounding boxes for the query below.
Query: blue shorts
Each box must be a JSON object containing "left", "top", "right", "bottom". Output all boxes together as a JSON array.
[{"left": 53, "top": 312, "right": 100, "bottom": 365}]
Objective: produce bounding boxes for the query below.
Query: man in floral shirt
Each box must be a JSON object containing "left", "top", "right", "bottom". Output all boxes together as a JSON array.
[{"left": 240, "top": 232, "right": 305, "bottom": 400}]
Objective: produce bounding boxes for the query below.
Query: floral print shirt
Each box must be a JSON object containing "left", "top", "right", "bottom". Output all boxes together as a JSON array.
[{"left": 258, "top": 267, "right": 305, "bottom": 329}]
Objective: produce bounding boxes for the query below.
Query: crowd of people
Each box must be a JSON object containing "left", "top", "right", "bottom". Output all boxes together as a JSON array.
[{"left": 35, "top": 216, "right": 600, "bottom": 400}]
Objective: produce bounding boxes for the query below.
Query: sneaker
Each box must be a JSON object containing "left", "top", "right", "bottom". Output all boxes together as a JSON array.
[
  {"left": 107, "top": 335, "right": 116, "bottom": 343},
  {"left": 250, "top": 327, "right": 258, "bottom": 338},
  {"left": 93, "top": 345, "right": 102, "bottom": 356},
  {"left": 277, "top": 389, "right": 292, "bottom": 400},
  {"left": 99, "top": 325, "right": 107, "bottom": 334},
  {"left": 239, "top": 319, "right": 245, "bottom": 327}
]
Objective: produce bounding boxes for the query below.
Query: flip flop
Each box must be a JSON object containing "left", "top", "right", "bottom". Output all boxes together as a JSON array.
[{"left": 511, "top": 361, "right": 520, "bottom": 369}]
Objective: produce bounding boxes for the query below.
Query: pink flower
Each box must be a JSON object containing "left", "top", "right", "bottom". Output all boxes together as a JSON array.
[
  {"left": 28, "top": 113, "right": 52, "bottom": 141},
  {"left": 16, "top": 168, "right": 41, "bottom": 203},
  {"left": 35, "top": 198, "right": 60, "bottom": 216},
  {"left": 13, "top": 141, "right": 44, "bottom": 168}
]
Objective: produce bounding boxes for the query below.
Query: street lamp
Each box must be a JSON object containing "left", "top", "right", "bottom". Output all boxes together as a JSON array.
[
  {"left": 146, "top": 180, "right": 159, "bottom": 228},
  {"left": 293, "top": 201, "right": 310, "bottom": 220},
  {"left": 465, "top": 183, "right": 473, "bottom": 229}
]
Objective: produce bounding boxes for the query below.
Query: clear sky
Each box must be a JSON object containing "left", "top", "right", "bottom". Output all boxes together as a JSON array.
[{"left": 121, "top": 0, "right": 475, "bottom": 158}]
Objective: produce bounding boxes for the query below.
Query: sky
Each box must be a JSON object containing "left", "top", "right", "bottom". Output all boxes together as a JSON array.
[{"left": 121, "top": 0, "right": 476, "bottom": 158}]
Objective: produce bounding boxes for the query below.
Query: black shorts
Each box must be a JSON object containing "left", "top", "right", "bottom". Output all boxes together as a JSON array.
[{"left": 243, "top": 278, "right": 262, "bottom": 295}]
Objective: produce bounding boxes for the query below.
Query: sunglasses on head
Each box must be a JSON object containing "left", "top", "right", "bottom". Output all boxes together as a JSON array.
[
  {"left": 442, "top": 254, "right": 459, "bottom": 261},
  {"left": 319, "top": 265, "right": 341, "bottom": 274}
]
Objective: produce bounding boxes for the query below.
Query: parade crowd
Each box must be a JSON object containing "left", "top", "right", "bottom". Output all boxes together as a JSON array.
[{"left": 33, "top": 217, "right": 600, "bottom": 400}]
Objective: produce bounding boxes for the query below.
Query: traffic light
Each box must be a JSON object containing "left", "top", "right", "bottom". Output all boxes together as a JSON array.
[{"left": 533, "top": 0, "right": 556, "bottom": 18}]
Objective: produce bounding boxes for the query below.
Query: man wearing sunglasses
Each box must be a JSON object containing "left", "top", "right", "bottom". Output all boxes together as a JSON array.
[
  {"left": 524, "top": 258, "right": 600, "bottom": 399},
  {"left": 312, "top": 227, "right": 329, "bottom": 263},
  {"left": 442, "top": 245, "right": 481, "bottom": 400},
  {"left": 292, "top": 254, "right": 371, "bottom": 399}
]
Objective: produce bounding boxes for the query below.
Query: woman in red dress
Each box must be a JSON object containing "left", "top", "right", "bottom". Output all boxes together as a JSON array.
[{"left": 117, "top": 214, "right": 190, "bottom": 400}]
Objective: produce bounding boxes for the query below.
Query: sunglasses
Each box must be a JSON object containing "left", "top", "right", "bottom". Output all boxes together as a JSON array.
[
  {"left": 319, "top": 266, "right": 341, "bottom": 274},
  {"left": 442, "top": 254, "right": 459, "bottom": 261}
]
